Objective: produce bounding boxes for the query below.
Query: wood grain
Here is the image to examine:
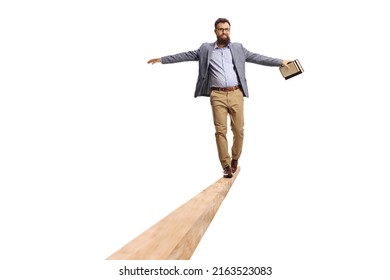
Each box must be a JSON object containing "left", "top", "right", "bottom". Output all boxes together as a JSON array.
[{"left": 107, "top": 167, "right": 240, "bottom": 260}]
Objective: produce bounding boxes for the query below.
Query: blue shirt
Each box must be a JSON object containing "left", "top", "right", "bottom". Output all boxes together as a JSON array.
[{"left": 209, "top": 43, "right": 240, "bottom": 88}]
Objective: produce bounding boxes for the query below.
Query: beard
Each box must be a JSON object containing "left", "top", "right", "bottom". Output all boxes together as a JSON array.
[{"left": 216, "top": 34, "right": 230, "bottom": 46}]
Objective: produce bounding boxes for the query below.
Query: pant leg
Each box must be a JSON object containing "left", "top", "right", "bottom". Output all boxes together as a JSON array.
[
  {"left": 210, "top": 91, "right": 231, "bottom": 168},
  {"left": 228, "top": 88, "right": 244, "bottom": 161}
]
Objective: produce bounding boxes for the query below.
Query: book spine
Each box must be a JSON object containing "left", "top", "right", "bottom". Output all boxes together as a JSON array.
[{"left": 284, "top": 71, "right": 302, "bottom": 80}]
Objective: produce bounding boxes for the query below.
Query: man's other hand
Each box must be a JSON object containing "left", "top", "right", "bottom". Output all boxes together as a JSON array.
[{"left": 147, "top": 58, "right": 161, "bottom": 64}]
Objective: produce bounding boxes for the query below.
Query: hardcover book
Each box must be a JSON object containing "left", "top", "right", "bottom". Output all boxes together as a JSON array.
[{"left": 279, "top": 59, "right": 304, "bottom": 80}]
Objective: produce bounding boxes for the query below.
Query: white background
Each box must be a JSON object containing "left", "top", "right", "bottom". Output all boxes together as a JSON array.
[{"left": 1, "top": 0, "right": 389, "bottom": 279}]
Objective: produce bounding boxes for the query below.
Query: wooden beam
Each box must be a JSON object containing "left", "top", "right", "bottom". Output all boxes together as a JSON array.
[{"left": 107, "top": 167, "right": 240, "bottom": 260}]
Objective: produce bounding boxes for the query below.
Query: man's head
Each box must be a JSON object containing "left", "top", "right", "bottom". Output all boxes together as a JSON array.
[{"left": 214, "top": 18, "right": 231, "bottom": 46}]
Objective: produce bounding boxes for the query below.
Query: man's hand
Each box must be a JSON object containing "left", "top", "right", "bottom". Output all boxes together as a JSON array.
[
  {"left": 147, "top": 58, "right": 161, "bottom": 64},
  {"left": 281, "top": 60, "right": 293, "bottom": 69}
]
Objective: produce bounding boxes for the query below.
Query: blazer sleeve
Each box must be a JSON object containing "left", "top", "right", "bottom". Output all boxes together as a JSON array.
[
  {"left": 242, "top": 45, "right": 282, "bottom": 66},
  {"left": 161, "top": 49, "right": 199, "bottom": 64}
]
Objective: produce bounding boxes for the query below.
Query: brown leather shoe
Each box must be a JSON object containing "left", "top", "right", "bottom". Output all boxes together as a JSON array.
[
  {"left": 223, "top": 166, "right": 233, "bottom": 178},
  {"left": 231, "top": 159, "right": 238, "bottom": 173}
]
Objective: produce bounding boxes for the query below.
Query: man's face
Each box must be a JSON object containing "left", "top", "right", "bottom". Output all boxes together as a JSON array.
[{"left": 214, "top": 22, "right": 231, "bottom": 45}]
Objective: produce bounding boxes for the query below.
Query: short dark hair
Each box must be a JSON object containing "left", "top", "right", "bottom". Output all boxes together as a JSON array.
[{"left": 214, "top": 18, "right": 231, "bottom": 29}]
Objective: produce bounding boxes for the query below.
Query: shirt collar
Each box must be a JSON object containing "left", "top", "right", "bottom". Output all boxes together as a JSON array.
[{"left": 213, "top": 42, "right": 231, "bottom": 49}]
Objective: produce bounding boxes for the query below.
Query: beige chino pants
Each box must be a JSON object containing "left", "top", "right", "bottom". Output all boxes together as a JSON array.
[{"left": 210, "top": 88, "right": 244, "bottom": 169}]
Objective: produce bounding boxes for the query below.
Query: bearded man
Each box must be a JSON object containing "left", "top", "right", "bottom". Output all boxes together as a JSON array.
[{"left": 148, "top": 18, "right": 291, "bottom": 178}]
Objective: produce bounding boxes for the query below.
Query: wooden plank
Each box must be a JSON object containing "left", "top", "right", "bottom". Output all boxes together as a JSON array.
[{"left": 107, "top": 167, "right": 240, "bottom": 260}]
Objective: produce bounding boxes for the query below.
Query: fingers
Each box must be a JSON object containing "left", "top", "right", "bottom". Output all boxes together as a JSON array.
[
  {"left": 282, "top": 60, "right": 292, "bottom": 69},
  {"left": 147, "top": 58, "right": 161, "bottom": 64}
]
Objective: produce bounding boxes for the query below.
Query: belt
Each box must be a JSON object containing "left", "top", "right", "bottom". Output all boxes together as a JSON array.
[{"left": 211, "top": 85, "right": 241, "bottom": 92}]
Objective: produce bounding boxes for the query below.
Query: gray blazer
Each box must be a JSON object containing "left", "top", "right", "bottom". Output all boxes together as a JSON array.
[{"left": 161, "top": 42, "right": 282, "bottom": 98}]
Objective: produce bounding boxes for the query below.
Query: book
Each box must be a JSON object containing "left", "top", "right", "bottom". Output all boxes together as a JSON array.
[{"left": 279, "top": 59, "right": 304, "bottom": 80}]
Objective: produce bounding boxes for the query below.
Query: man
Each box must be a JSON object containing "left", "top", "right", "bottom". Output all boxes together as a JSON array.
[{"left": 148, "top": 18, "right": 291, "bottom": 178}]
